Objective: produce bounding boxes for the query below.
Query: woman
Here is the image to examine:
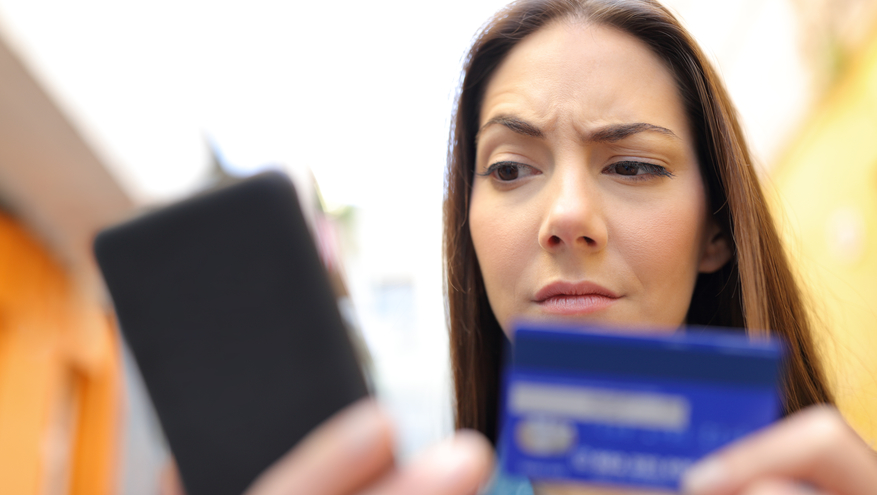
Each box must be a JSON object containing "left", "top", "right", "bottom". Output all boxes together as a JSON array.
[{"left": 244, "top": 1, "right": 877, "bottom": 494}]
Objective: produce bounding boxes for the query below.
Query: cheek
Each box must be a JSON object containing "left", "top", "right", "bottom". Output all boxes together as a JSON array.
[
  {"left": 470, "top": 199, "right": 518, "bottom": 286},
  {"left": 475, "top": 229, "right": 521, "bottom": 278},
  {"left": 469, "top": 190, "right": 539, "bottom": 328},
  {"left": 622, "top": 210, "right": 704, "bottom": 266},
  {"left": 614, "top": 186, "right": 707, "bottom": 321}
]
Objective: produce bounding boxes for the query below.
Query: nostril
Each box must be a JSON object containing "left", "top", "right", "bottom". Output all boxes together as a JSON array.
[{"left": 544, "top": 235, "right": 600, "bottom": 249}]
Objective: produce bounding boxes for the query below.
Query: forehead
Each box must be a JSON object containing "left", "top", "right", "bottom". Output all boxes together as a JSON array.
[{"left": 480, "top": 20, "right": 692, "bottom": 142}]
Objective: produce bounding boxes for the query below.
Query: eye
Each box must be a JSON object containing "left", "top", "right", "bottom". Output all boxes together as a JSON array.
[
  {"left": 604, "top": 160, "right": 673, "bottom": 180},
  {"left": 480, "top": 161, "right": 541, "bottom": 181}
]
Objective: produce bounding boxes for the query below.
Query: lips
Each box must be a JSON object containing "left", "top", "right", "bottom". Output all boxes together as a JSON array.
[
  {"left": 534, "top": 281, "right": 620, "bottom": 301},
  {"left": 534, "top": 281, "right": 621, "bottom": 315}
]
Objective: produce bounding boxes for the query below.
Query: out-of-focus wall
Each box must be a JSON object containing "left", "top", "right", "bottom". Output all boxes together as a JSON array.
[
  {"left": 0, "top": 213, "right": 122, "bottom": 495},
  {"left": 0, "top": 20, "right": 133, "bottom": 495},
  {"left": 770, "top": 21, "right": 877, "bottom": 446}
]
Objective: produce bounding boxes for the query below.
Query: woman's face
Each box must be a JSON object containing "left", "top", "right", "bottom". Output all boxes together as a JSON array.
[{"left": 469, "top": 21, "right": 729, "bottom": 336}]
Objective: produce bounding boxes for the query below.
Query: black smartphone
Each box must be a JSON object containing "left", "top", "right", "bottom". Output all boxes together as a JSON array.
[{"left": 94, "top": 172, "right": 370, "bottom": 495}]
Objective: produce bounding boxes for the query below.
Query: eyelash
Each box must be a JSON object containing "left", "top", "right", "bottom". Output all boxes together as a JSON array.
[
  {"left": 478, "top": 160, "right": 674, "bottom": 182},
  {"left": 603, "top": 160, "right": 674, "bottom": 181},
  {"left": 478, "top": 161, "right": 540, "bottom": 181}
]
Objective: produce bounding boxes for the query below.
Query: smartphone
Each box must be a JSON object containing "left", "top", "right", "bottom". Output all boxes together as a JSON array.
[{"left": 94, "top": 172, "right": 369, "bottom": 495}]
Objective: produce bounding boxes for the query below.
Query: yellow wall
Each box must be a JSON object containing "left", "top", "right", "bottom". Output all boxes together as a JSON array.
[{"left": 770, "top": 24, "right": 877, "bottom": 445}]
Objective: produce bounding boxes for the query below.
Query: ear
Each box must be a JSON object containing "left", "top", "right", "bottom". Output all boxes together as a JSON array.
[{"left": 698, "top": 218, "right": 733, "bottom": 274}]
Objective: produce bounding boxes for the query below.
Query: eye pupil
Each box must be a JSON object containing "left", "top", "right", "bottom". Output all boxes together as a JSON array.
[
  {"left": 497, "top": 164, "right": 519, "bottom": 180},
  {"left": 616, "top": 163, "right": 639, "bottom": 176}
]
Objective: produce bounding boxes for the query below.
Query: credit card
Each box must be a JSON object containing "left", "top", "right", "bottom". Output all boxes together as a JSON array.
[{"left": 498, "top": 323, "right": 784, "bottom": 491}]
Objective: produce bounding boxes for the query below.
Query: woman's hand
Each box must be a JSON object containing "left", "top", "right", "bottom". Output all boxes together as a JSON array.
[
  {"left": 244, "top": 398, "right": 494, "bottom": 495},
  {"left": 681, "top": 405, "right": 877, "bottom": 494}
]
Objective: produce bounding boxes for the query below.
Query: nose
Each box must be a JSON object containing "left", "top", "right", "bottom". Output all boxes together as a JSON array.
[{"left": 537, "top": 172, "right": 608, "bottom": 252}]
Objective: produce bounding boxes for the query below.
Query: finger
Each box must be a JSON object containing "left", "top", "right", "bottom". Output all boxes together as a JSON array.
[
  {"left": 159, "top": 459, "right": 186, "bottom": 495},
  {"left": 681, "top": 405, "right": 877, "bottom": 495},
  {"left": 245, "top": 398, "right": 395, "bottom": 495},
  {"left": 531, "top": 481, "right": 669, "bottom": 494},
  {"left": 361, "top": 430, "right": 494, "bottom": 495},
  {"left": 737, "top": 478, "right": 826, "bottom": 495}
]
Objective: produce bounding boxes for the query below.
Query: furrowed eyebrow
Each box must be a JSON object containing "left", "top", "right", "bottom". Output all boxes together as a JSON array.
[
  {"left": 477, "top": 115, "right": 544, "bottom": 143},
  {"left": 476, "top": 116, "right": 679, "bottom": 145},
  {"left": 588, "top": 122, "right": 679, "bottom": 142}
]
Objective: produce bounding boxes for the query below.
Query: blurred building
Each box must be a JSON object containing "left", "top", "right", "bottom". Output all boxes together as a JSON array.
[{"left": 0, "top": 27, "right": 133, "bottom": 495}]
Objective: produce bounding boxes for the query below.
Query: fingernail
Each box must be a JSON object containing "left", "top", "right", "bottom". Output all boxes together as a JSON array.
[
  {"left": 680, "top": 457, "right": 727, "bottom": 494},
  {"left": 338, "top": 399, "right": 389, "bottom": 455},
  {"left": 433, "top": 438, "right": 475, "bottom": 476},
  {"left": 430, "top": 431, "right": 492, "bottom": 489}
]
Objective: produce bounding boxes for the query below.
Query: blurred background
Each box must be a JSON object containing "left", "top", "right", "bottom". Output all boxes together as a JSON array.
[{"left": 0, "top": 0, "right": 875, "bottom": 493}]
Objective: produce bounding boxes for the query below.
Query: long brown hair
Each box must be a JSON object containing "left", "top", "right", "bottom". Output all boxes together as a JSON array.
[{"left": 444, "top": 0, "right": 833, "bottom": 444}]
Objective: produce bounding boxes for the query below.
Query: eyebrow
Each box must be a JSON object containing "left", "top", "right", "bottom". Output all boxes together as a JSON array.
[
  {"left": 478, "top": 115, "right": 543, "bottom": 141},
  {"left": 477, "top": 115, "right": 679, "bottom": 143},
  {"left": 590, "top": 122, "right": 679, "bottom": 142}
]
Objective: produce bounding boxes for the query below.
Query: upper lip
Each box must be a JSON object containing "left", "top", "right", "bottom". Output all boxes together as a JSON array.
[{"left": 534, "top": 281, "right": 621, "bottom": 302}]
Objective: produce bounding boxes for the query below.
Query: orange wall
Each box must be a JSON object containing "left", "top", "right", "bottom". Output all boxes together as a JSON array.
[{"left": 0, "top": 213, "right": 121, "bottom": 495}]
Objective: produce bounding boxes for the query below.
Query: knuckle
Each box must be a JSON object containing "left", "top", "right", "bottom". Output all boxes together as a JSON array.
[{"left": 799, "top": 406, "right": 853, "bottom": 452}]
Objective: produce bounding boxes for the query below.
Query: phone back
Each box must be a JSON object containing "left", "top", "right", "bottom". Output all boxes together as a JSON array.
[{"left": 94, "top": 172, "right": 369, "bottom": 495}]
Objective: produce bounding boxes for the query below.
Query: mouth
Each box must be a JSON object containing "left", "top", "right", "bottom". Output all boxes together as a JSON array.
[{"left": 533, "top": 281, "right": 621, "bottom": 315}]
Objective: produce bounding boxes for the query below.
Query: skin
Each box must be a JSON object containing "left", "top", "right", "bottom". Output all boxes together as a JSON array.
[
  {"left": 469, "top": 21, "right": 730, "bottom": 337},
  {"left": 243, "top": 399, "right": 494, "bottom": 495}
]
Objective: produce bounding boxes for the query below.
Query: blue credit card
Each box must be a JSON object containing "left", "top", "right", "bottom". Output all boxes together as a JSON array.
[{"left": 498, "top": 322, "right": 785, "bottom": 491}]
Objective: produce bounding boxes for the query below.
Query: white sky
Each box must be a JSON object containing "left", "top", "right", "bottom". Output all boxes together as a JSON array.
[{"left": 0, "top": 0, "right": 512, "bottom": 208}]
